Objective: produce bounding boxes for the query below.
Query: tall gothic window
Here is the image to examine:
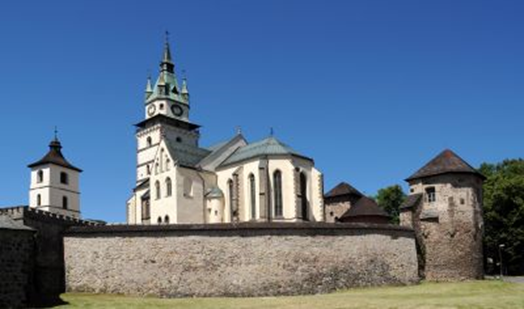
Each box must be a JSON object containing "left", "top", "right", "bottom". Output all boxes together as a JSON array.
[
  {"left": 300, "top": 172, "right": 308, "bottom": 221},
  {"left": 273, "top": 170, "right": 283, "bottom": 217},
  {"left": 228, "top": 179, "right": 234, "bottom": 220},
  {"left": 249, "top": 174, "right": 256, "bottom": 220},
  {"left": 62, "top": 196, "right": 68, "bottom": 210},
  {"left": 37, "top": 170, "right": 43, "bottom": 183},
  {"left": 166, "top": 177, "right": 172, "bottom": 197},
  {"left": 155, "top": 181, "right": 161, "bottom": 200}
]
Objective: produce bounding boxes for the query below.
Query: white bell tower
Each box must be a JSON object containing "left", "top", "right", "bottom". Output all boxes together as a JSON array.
[{"left": 28, "top": 133, "right": 82, "bottom": 218}]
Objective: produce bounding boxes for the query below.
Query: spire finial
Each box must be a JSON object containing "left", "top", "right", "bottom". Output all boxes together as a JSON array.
[
  {"left": 236, "top": 126, "right": 242, "bottom": 135},
  {"left": 54, "top": 126, "right": 59, "bottom": 141}
]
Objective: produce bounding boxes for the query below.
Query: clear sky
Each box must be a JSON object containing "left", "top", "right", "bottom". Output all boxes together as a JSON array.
[{"left": 1, "top": 1, "right": 523, "bottom": 222}]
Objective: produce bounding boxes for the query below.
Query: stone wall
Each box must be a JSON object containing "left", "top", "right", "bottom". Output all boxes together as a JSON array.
[
  {"left": 402, "top": 173, "right": 484, "bottom": 281},
  {"left": 0, "top": 228, "right": 35, "bottom": 308},
  {"left": 0, "top": 206, "right": 99, "bottom": 306},
  {"left": 64, "top": 223, "right": 419, "bottom": 297}
]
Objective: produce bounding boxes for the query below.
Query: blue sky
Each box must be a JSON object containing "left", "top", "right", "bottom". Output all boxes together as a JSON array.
[{"left": 1, "top": 1, "right": 523, "bottom": 222}]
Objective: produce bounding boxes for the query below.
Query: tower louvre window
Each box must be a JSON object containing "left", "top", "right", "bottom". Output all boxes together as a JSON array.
[
  {"left": 62, "top": 196, "right": 68, "bottom": 209},
  {"left": 37, "top": 170, "right": 43, "bottom": 183},
  {"left": 60, "top": 172, "right": 69, "bottom": 185},
  {"left": 37, "top": 194, "right": 41, "bottom": 206},
  {"left": 146, "top": 137, "right": 152, "bottom": 147}
]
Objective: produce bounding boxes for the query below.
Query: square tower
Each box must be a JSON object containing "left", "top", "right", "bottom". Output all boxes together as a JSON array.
[{"left": 28, "top": 137, "right": 82, "bottom": 218}]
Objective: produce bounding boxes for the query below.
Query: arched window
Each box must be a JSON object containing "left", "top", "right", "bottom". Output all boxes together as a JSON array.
[
  {"left": 166, "top": 158, "right": 171, "bottom": 171},
  {"left": 62, "top": 196, "right": 68, "bottom": 210},
  {"left": 37, "top": 170, "right": 43, "bottom": 183},
  {"left": 300, "top": 172, "right": 309, "bottom": 221},
  {"left": 160, "top": 149, "right": 165, "bottom": 172},
  {"left": 146, "top": 136, "right": 152, "bottom": 147},
  {"left": 249, "top": 174, "right": 256, "bottom": 220},
  {"left": 164, "top": 215, "right": 170, "bottom": 224},
  {"left": 36, "top": 194, "right": 41, "bottom": 206},
  {"left": 157, "top": 216, "right": 162, "bottom": 224},
  {"left": 60, "top": 172, "right": 69, "bottom": 185},
  {"left": 155, "top": 162, "right": 159, "bottom": 174},
  {"left": 273, "top": 170, "right": 283, "bottom": 217},
  {"left": 155, "top": 181, "right": 161, "bottom": 200},
  {"left": 228, "top": 179, "right": 234, "bottom": 220},
  {"left": 166, "top": 177, "right": 172, "bottom": 197},
  {"left": 146, "top": 165, "right": 151, "bottom": 175}
]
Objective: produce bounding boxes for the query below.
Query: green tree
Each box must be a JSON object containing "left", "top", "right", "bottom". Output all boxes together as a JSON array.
[
  {"left": 375, "top": 185, "right": 406, "bottom": 224},
  {"left": 480, "top": 159, "right": 524, "bottom": 275}
]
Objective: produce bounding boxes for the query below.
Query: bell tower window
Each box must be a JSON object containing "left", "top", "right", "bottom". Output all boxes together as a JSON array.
[
  {"left": 37, "top": 170, "right": 43, "bottom": 183},
  {"left": 60, "top": 172, "right": 69, "bottom": 185}
]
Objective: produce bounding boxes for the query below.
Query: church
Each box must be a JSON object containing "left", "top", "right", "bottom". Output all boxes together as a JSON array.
[{"left": 126, "top": 40, "right": 325, "bottom": 224}]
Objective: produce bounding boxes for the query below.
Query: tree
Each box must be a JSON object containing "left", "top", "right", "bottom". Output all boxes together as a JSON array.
[
  {"left": 375, "top": 185, "right": 406, "bottom": 224},
  {"left": 480, "top": 159, "right": 524, "bottom": 275}
]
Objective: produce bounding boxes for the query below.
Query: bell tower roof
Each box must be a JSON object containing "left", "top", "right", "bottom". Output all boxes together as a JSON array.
[{"left": 28, "top": 133, "right": 82, "bottom": 172}]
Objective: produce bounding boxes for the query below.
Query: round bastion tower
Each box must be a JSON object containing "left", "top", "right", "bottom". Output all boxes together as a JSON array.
[{"left": 400, "top": 149, "right": 484, "bottom": 281}]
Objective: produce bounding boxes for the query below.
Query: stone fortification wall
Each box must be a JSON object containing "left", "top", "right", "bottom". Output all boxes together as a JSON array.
[
  {"left": 0, "top": 227, "right": 35, "bottom": 308},
  {"left": 0, "top": 206, "right": 99, "bottom": 306},
  {"left": 64, "top": 223, "right": 418, "bottom": 297}
]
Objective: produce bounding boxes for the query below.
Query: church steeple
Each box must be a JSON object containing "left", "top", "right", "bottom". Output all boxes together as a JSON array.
[{"left": 160, "top": 31, "right": 175, "bottom": 73}]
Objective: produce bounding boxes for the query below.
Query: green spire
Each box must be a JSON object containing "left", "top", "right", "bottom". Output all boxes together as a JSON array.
[
  {"left": 144, "top": 75, "right": 153, "bottom": 100},
  {"left": 160, "top": 31, "right": 174, "bottom": 73},
  {"left": 181, "top": 77, "right": 189, "bottom": 95}
]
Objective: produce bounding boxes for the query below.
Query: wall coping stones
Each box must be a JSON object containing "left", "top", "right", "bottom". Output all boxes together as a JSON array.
[
  {"left": 66, "top": 222, "right": 415, "bottom": 238},
  {"left": 0, "top": 205, "right": 102, "bottom": 226}
]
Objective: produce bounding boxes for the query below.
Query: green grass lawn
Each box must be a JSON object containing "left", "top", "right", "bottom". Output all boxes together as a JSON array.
[{"left": 57, "top": 280, "right": 524, "bottom": 309}]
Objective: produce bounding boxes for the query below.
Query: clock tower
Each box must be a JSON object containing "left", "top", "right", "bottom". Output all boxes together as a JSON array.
[{"left": 134, "top": 37, "right": 201, "bottom": 185}]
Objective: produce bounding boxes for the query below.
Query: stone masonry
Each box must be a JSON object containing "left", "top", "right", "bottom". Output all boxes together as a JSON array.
[
  {"left": 64, "top": 223, "right": 419, "bottom": 297},
  {"left": 0, "top": 217, "right": 35, "bottom": 308}
]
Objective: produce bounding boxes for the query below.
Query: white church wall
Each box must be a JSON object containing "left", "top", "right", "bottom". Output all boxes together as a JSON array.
[
  {"left": 150, "top": 168, "right": 177, "bottom": 224},
  {"left": 176, "top": 167, "right": 206, "bottom": 223}
]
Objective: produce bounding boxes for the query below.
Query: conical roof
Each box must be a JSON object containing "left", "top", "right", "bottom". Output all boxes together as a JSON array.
[
  {"left": 28, "top": 138, "right": 82, "bottom": 172},
  {"left": 406, "top": 149, "right": 484, "bottom": 181},
  {"left": 339, "top": 196, "right": 390, "bottom": 219},
  {"left": 325, "top": 182, "right": 363, "bottom": 198}
]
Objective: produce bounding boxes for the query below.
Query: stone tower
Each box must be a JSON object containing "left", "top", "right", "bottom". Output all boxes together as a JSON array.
[
  {"left": 28, "top": 136, "right": 82, "bottom": 218},
  {"left": 400, "top": 149, "right": 484, "bottom": 281}
]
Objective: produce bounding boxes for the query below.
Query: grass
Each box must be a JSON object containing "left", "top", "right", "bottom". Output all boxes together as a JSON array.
[{"left": 56, "top": 280, "right": 524, "bottom": 309}]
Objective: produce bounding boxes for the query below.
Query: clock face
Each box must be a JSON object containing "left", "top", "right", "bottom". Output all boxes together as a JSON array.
[
  {"left": 171, "top": 105, "right": 183, "bottom": 117},
  {"left": 147, "top": 104, "right": 156, "bottom": 116}
]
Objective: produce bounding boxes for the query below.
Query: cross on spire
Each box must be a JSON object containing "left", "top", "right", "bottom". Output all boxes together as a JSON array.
[{"left": 54, "top": 126, "right": 59, "bottom": 141}]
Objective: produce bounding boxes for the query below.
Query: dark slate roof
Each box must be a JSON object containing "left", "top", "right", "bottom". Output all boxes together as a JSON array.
[
  {"left": 400, "top": 193, "right": 423, "bottom": 210},
  {"left": 339, "top": 197, "right": 390, "bottom": 219},
  {"left": 0, "top": 216, "right": 34, "bottom": 231},
  {"left": 134, "top": 114, "right": 200, "bottom": 131},
  {"left": 406, "top": 149, "right": 484, "bottom": 182},
  {"left": 220, "top": 136, "right": 311, "bottom": 167},
  {"left": 164, "top": 137, "right": 211, "bottom": 168},
  {"left": 27, "top": 139, "right": 82, "bottom": 172},
  {"left": 324, "top": 182, "right": 363, "bottom": 198}
]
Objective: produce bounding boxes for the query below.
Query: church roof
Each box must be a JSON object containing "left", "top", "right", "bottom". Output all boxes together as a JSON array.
[
  {"left": 220, "top": 136, "right": 311, "bottom": 167},
  {"left": 197, "top": 134, "right": 248, "bottom": 170},
  {"left": 406, "top": 149, "right": 484, "bottom": 182},
  {"left": 27, "top": 138, "right": 82, "bottom": 172},
  {"left": 205, "top": 187, "right": 224, "bottom": 198},
  {"left": 324, "top": 182, "right": 363, "bottom": 199},
  {"left": 164, "top": 137, "right": 211, "bottom": 168},
  {"left": 339, "top": 196, "right": 390, "bottom": 219},
  {"left": 400, "top": 193, "right": 423, "bottom": 210}
]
